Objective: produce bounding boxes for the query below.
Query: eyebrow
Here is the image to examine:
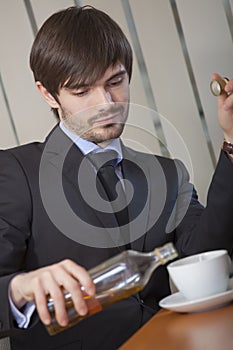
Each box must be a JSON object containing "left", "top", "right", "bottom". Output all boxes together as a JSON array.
[
  {"left": 106, "top": 69, "right": 127, "bottom": 82},
  {"left": 65, "top": 69, "right": 127, "bottom": 91}
]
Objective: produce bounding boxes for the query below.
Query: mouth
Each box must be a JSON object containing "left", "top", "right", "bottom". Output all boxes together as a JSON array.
[{"left": 93, "top": 114, "right": 122, "bottom": 126}]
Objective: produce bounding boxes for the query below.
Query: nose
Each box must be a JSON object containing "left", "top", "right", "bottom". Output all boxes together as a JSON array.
[{"left": 95, "top": 88, "right": 114, "bottom": 111}]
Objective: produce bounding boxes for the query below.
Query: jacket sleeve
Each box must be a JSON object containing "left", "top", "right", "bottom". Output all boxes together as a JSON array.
[
  {"left": 173, "top": 151, "right": 233, "bottom": 257},
  {"left": 0, "top": 150, "right": 32, "bottom": 337}
]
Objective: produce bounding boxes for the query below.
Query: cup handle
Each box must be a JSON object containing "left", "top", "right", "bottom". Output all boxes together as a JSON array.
[
  {"left": 169, "top": 276, "right": 179, "bottom": 294},
  {"left": 228, "top": 255, "right": 233, "bottom": 278}
]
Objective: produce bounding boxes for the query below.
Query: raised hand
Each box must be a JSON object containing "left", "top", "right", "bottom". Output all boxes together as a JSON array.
[{"left": 212, "top": 73, "right": 233, "bottom": 144}]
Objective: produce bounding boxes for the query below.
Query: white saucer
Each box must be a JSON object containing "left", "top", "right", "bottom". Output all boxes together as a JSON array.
[{"left": 159, "top": 277, "right": 233, "bottom": 313}]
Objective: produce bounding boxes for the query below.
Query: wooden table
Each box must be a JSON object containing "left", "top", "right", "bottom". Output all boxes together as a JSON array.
[{"left": 120, "top": 302, "right": 233, "bottom": 350}]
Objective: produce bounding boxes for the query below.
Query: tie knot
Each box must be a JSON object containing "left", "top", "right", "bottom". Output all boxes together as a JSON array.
[{"left": 87, "top": 150, "right": 118, "bottom": 170}]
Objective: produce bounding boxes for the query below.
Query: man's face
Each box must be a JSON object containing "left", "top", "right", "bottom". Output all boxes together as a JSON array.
[{"left": 56, "top": 64, "right": 130, "bottom": 145}]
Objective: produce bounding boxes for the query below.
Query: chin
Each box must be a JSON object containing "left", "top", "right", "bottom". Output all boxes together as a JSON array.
[{"left": 85, "top": 124, "right": 124, "bottom": 144}]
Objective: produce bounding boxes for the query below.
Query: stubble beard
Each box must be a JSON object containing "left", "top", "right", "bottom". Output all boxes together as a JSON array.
[
  {"left": 81, "top": 123, "right": 125, "bottom": 144},
  {"left": 60, "top": 104, "right": 128, "bottom": 144}
]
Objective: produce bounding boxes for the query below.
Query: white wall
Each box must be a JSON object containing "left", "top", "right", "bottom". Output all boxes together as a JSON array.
[{"left": 1, "top": 0, "right": 233, "bottom": 204}]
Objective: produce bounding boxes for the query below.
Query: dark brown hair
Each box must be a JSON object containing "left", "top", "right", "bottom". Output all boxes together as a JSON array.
[{"left": 30, "top": 6, "right": 133, "bottom": 118}]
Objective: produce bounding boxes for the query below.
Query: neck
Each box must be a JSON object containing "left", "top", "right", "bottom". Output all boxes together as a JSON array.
[{"left": 96, "top": 140, "right": 113, "bottom": 148}]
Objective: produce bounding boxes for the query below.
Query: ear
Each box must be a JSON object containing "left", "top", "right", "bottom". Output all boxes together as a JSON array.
[{"left": 36, "top": 82, "right": 60, "bottom": 108}]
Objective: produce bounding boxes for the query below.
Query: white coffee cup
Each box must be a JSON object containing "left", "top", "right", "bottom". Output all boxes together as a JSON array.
[{"left": 167, "top": 250, "right": 231, "bottom": 300}]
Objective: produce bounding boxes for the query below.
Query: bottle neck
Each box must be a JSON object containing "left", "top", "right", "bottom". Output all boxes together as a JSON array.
[
  {"left": 134, "top": 243, "right": 177, "bottom": 287},
  {"left": 154, "top": 243, "right": 178, "bottom": 264},
  {"left": 132, "top": 251, "right": 160, "bottom": 279}
]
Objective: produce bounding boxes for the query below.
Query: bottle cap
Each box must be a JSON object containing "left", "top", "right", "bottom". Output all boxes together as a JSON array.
[
  {"left": 210, "top": 77, "right": 229, "bottom": 96},
  {"left": 154, "top": 243, "right": 178, "bottom": 264}
]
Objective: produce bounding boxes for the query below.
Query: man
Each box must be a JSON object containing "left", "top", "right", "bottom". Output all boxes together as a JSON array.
[{"left": 0, "top": 5, "right": 232, "bottom": 350}]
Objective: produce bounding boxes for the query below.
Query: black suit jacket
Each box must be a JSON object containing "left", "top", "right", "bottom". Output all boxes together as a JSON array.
[{"left": 0, "top": 126, "right": 232, "bottom": 350}]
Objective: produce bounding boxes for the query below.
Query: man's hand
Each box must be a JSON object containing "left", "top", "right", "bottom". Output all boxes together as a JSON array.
[
  {"left": 9, "top": 260, "right": 95, "bottom": 327},
  {"left": 213, "top": 73, "right": 233, "bottom": 144}
]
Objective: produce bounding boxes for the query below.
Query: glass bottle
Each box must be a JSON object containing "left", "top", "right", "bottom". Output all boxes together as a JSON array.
[{"left": 46, "top": 242, "right": 177, "bottom": 335}]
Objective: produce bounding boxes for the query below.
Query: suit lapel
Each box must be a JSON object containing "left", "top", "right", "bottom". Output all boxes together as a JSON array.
[
  {"left": 43, "top": 126, "right": 122, "bottom": 247},
  {"left": 42, "top": 127, "right": 151, "bottom": 250}
]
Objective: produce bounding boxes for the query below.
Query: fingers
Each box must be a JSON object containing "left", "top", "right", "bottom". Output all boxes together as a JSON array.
[
  {"left": 10, "top": 260, "right": 95, "bottom": 327},
  {"left": 57, "top": 260, "right": 95, "bottom": 319},
  {"left": 211, "top": 73, "right": 233, "bottom": 95},
  {"left": 222, "top": 92, "right": 233, "bottom": 111},
  {"left": 59, "top": 259, "right": 95, "bottom": 295},
  {"left": 47, "top": 261, "right": 94, "bottom": 325},
  {"left": 34, "top": 282, "right": 53, "bottom": 325},
  {"left": 34, "top": 271, "right": 68, "bottom": 326},
  {"left": 212, "top": 72, "right": 221, "bottom": 81},
  {"left": 221, "top": 79, "right": 233, "bottom": 111},
  {"left": 211, "top": 73, "right": 233, "bottom": 107}
]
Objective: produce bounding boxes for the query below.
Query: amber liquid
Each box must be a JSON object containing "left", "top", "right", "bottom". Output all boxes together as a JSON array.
[{"left": 46, "top": 285, "right": 142, "bottom": 335}]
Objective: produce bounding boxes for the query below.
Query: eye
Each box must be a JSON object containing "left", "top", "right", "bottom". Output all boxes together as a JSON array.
[
  {"left": 73, "top": 90, "right": 89, "bottom": 97},
  {"left": 108, "top": 76, "right": 124, "bottom": 87}
]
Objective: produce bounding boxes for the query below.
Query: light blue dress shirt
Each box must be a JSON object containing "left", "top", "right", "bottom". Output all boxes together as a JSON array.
[{"left": 60, "top": 122, "right": 123, "bottom": 161}]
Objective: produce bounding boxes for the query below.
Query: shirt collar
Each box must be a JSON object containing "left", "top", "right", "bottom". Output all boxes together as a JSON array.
[{"left": 59, "top": 122, "right": 123, "bottom": 163}]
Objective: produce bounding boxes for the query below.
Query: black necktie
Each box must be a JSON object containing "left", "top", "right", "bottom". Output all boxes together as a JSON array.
[{"left": 87, "top": 150, "right": 130, "bottom": 246}]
